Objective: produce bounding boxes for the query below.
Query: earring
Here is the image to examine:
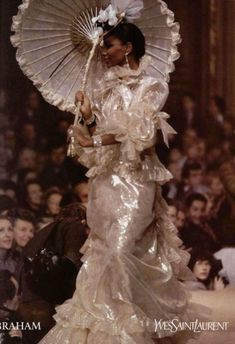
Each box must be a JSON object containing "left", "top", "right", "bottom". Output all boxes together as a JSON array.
[{"left": 125, "top": 53, "right": 130, "bottom": 69}]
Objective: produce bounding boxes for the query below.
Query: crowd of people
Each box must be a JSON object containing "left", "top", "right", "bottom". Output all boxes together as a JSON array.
[{"left": 0, "top": 87, "right": 234, "bottom": 342}]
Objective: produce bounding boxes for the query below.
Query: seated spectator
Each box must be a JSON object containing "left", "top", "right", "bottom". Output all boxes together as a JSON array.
[
  {"left": 185, "top": 248, "right": 226, "bottom": 291},
  {"left": 39, "top": 140, "right": 70, "bottom": 190},
  {"left": 73, "top": 177, "right": 89, "bottom": 208},
  {"left": 205, "top": 170, "right": 226, "bottom": 219},
  {"left": 0, "top": 196, "right": 16, "bottom": 215},
  {"left": 177, "top": 160, "right": 208, "bottom": 199},
  {"left": 179, "top": 193, "right": 220, "bottom": 252},
  {"left": 166, "top": 199, "right": 178, "bottom": 226},
  {"left": 175, "top": 204, "right": 186, "bottom": 231},
  {"left": 38, "top": 188, "right": 63, "bottom": 229},
  {"left": 16, "top": 148, "right": 37, "bottom": 171},
  {"left": 171, "top": 93, "right": 202, "bottom": 136},
  {"left": 16, "top": 121, "right": 38, "bottom": 151},
  {"left": 0, "top": 216, "right": 19, "bottom": 273},
  {"left": 20, "top": 179, "right": 43, "bottom": 218},
  {"left": 0, "top": 180, "right": 17, "bottom": 201},
  {"left": 17, "top": 203, "right": 88, "bottom": 343},
  {"left": 8, "top": 208, "right": 36, "bottom": 252},
  {"left": 0, "top": 270, "right": 23, "bottom": 343}
]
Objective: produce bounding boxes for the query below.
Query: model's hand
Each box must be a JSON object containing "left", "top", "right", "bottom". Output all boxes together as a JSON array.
[
  {"left": 68, "top": 125, "right": 92, "bottom": 147},
  {"left": 75, "top": 91, "right": 92, "bottom": 120}
]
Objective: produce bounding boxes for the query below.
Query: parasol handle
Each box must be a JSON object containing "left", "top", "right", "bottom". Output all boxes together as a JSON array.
[{"left": 67, "top": 37, "right": 99, "bottom": 157}]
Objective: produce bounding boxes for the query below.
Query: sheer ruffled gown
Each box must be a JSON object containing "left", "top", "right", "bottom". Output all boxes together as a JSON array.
[{"left": 39, "top": 57, "right": 201, "bottom": 344}]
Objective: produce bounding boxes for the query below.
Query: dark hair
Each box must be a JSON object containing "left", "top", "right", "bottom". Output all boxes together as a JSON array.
[
  {"left": 7, "top": 208, "right": 36, "bottom": 227},
  {"left": 188, "top": 248, "right": 222, "bottom": 285},
  {"left": 0, "top": 196, "right": 16, "bottom": 214},
  {"left": 104, "top": 22, "right": 145, "bottom": 60},
  {"left": 0, "top": 270, "right": 16, "bottom": 305},
  {"left": 182, "top": 160, "right": 203, "bottom": 179},
  {"left": 185, "top": 193, "right": 207, "bottom": 209}
]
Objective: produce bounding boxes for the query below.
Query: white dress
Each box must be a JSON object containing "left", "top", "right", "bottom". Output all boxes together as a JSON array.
[{"left": 39, "top": 56, "right": 198, "bottom": 344}]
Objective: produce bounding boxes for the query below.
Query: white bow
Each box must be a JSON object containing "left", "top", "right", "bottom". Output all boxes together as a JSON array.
[
  {"left": 157, "top": 112, "right": 177, "bottom": 147},
  {"left": 92, "top": 5, "right": 118, "bottom": 26}
]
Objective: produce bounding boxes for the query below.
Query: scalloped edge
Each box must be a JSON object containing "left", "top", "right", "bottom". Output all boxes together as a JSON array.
[{"left": 10, "top": 0, "right": 181, "bottom": 113}]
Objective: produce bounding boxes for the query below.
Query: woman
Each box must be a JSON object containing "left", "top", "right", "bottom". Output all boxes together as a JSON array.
[
  {"left": 0, "top": 216, "right": 19, "bottom": 274},
  {"left": 40, "top": 22, "right": 197, "bottom": 343}
]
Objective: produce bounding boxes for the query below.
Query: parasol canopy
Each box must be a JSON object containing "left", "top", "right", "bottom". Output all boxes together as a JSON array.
[{"left": 11, "top": 0, "right": 181, "bottom": 117}]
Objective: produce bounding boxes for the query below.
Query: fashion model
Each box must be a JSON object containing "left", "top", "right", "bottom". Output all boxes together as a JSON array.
[{"left": 39, "top": 10, "right": 197, "bottom": 344}]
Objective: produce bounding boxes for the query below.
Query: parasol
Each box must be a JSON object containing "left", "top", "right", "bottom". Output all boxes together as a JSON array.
[{"left": 11, "top": 0, "right": 181, "bottom": 154}]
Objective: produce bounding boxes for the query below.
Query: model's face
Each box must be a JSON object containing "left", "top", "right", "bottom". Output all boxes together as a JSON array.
[
  {"left": 0, "top": 219, "right": 13, "bottom": 250},
  {"left": 188, "top": 200, "right": 206, "bottom": 224},
  {"left": 14, "top": 219, "right": 34, "bottom": 248},
  {"left": 193, "top": 260, "right": 211, "bottom": 280},
  {"left": 102, "top": 36, "right": 128, "bottom": 67}
]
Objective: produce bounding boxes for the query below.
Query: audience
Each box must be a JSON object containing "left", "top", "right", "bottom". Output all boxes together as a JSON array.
[{"left": 0, "top": 86, "right": 234, "bottom": 341}]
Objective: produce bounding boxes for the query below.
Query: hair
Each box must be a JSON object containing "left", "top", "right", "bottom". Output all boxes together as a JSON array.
[
  {"left": 0, "top": 196, "right": 16, "bottom": 214},
  {"left": 104, "top": 22, "right": 145, "bottom": 61},
  {"left": 7, "top": 208, "right": 36, "bottom": 227},
  {"left": 181, "top": 160, "right": 203, "bottom": 179},
  {"left": 185, "top": 193, "right": 207, "bottom": 209},
  {"left": 0, "top": 270, "right": 17, "bottom": 306},
  {"left": 188, "top": 248, "right": 222, "bottom": 286},
  {"left": 0, "top": 214, "right": 13, "bottom": 225},
  {"left": 56, "top": 202, "right": 87, "bottom": 226}
]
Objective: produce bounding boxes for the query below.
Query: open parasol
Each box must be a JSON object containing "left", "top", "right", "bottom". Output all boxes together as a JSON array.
[{"left": 11, "top": 0, "right": 181, "bottom": 154}]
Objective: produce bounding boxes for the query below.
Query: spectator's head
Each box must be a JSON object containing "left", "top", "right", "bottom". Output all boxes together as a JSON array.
[
  {"left": 17, "top": 148, "right": 36, "bottom": 170},
  {"left": 181, "top": 128, "right": 198, "bottom": 148},
  {"left": 3, "top": 127, "right": 15, "bottom": 151},
  {"left": 185, "top": 193, "right": 207, "bottom": 224},
  {"left": 175, "top": 205, "right": 187, "bottom": 230},
  {"left": 73, "top": 177, "right": 89, "bottom": 207},
  {"left": 24, "top": 179, "right": 43, "bottom": 209},
  {"left": 44, "top": 188, "right": 63, "bottom": 216},
  {"left": 0, "top": 270, "right": 20, "bottom": 311},
  {"left": 180, "top": 93, "right": 196, "bottom": 112},
  {"left": 26, "top": 90, "right": 41, "bottom": 110},
  {"left": 8, "top": 208, "right": 35, "bottom": 248},
  {"left": 0, "top": 196, "right": 16, "bottom": 215},
  {"left": 188, "top": 248, "right": 222, "bottom": 285},
  {"left": 0, "top": 216, "right": 13, "bottom": 250},
  {"left": 166, "top": 199, "right": 178, "bottom": 225},
  {"left": 185, "top": 143, "right": 200, "bottom": 161},
  {"left": 55, "top": 117, "right": 70, "bottom": 135},
  {"left": 168, "top": 148, "right": 183, "bottom": 163},
  {"left": 167, "top": 161, "right": 182, "bottom": 182},
  {"left": 209, "top": 96, "right": 226, "bottom": 116},
  {"left": 21, "top": 122, "right": 37, "bottom": 143},
  {"left": 206, "top": 145, "right": 223, "bottom": 169},
  {"left": 206, "top": 171, "right": 224, "bottom": 198},
  {"left": 182, "top": 161, "right": 204, "bottom": 188},
  {"left": 49, "top": 142, "right": 66, "bottom": 167},
  {"left": 0, "top": 180, "right": 17, "bottom": 201}
]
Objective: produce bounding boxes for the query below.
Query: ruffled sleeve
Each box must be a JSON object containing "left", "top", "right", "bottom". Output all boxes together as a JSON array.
[{"left": 99, "top": 79, "right": 176, "bottom": 162}]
